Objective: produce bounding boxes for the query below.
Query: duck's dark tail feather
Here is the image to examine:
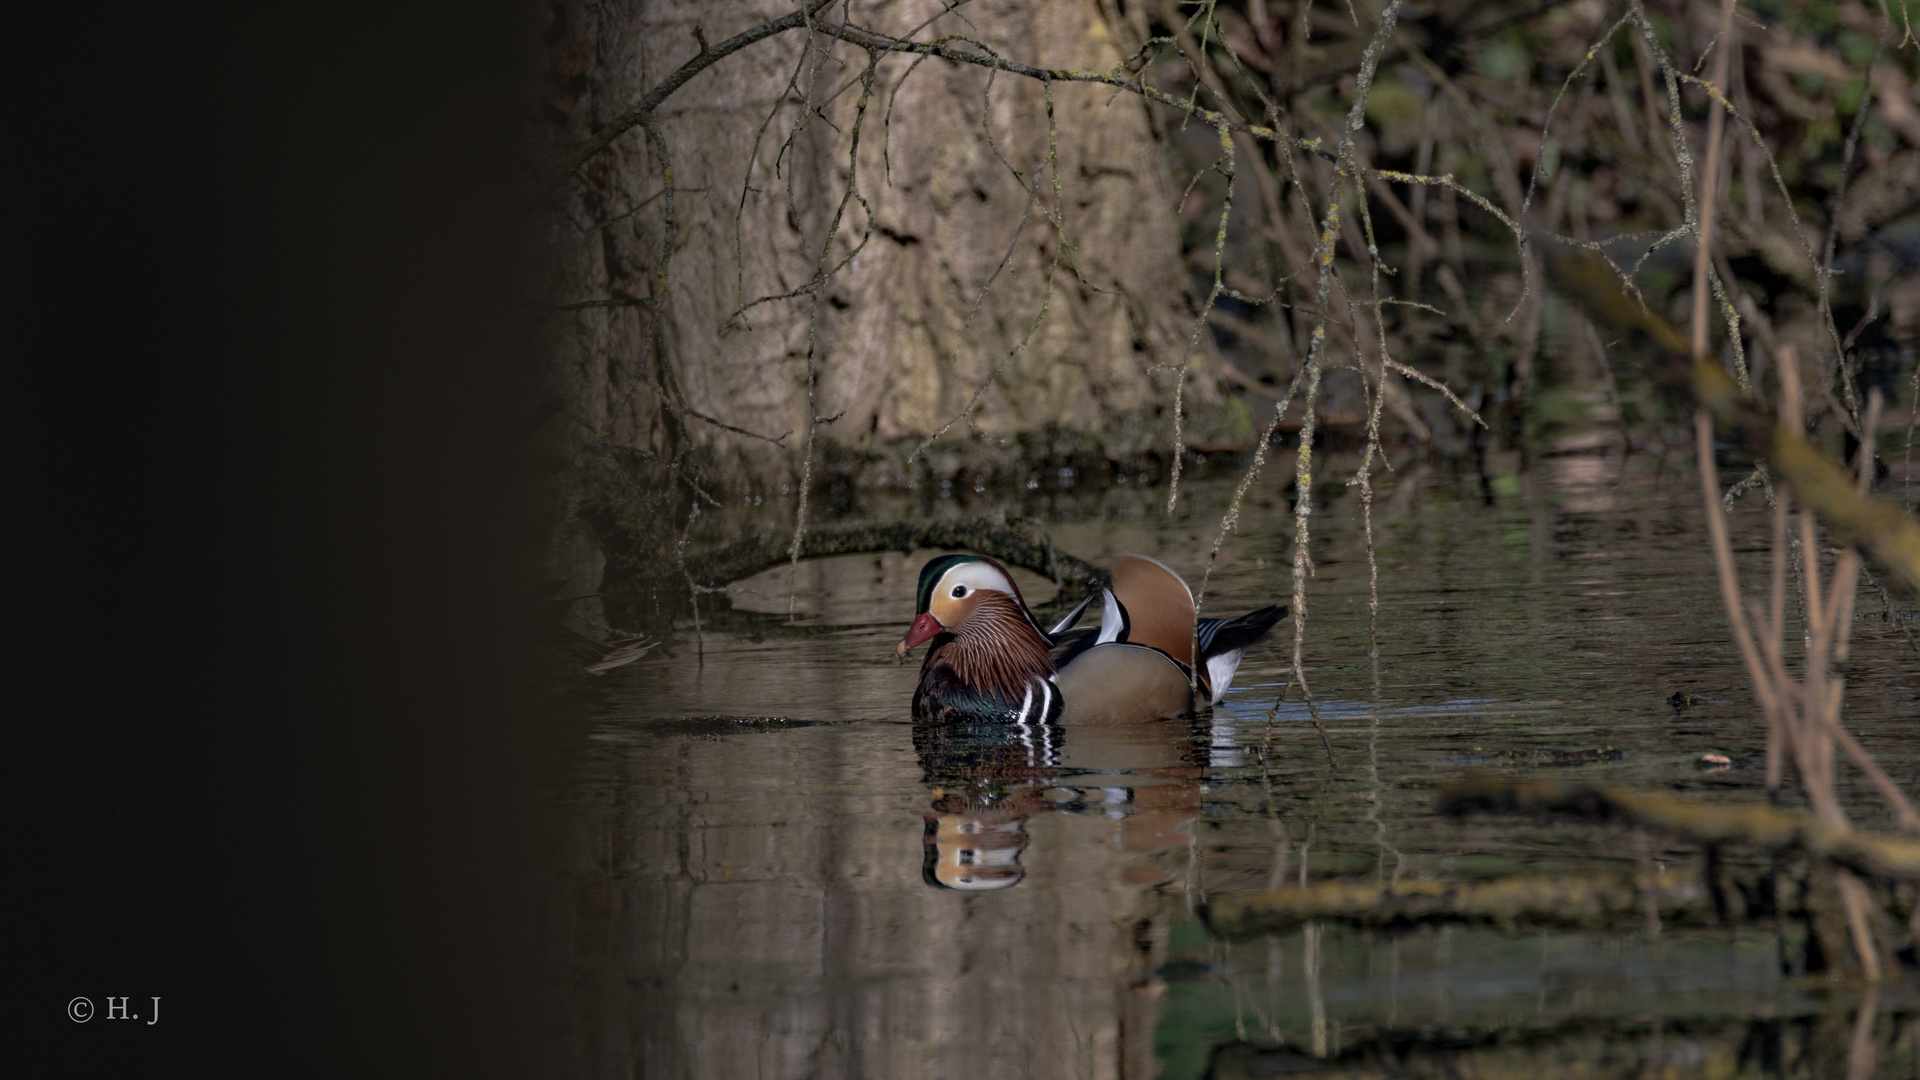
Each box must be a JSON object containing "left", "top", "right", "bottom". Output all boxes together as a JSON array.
[
  {"left": 1197, "top": 605, "right": 1286, "bottom": 704},
  {"left": 1198, "top": 605, "right": 1285, "bottom": 659}
]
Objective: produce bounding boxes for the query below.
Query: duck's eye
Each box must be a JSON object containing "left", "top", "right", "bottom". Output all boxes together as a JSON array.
[{"left": 951, "top": 585, "right": 968, "bottom": 598}]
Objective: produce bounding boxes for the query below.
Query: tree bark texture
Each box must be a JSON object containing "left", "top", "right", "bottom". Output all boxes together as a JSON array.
[{"left": 537, "top": 0, "right": 1226, "bottom": 486}]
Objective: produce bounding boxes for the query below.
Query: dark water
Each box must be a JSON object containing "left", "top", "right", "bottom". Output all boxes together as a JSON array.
[{"left": 554, "top": 449, "right": 1920, "bottom": 1078}]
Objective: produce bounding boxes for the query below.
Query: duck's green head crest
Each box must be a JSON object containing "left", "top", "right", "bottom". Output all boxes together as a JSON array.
[{"left": 914, "top": 554, "right": 981, "bottom": 613}]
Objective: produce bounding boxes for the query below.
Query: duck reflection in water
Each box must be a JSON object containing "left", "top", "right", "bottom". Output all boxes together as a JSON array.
[
  {"left": 916, "top": 718, "right": 1062, "bottom": 892},
  {"left": 914, "top": 717, "right": 1214, "bottom": 892},
  {"left": 922, "top": 780, "right": 1049, "bottom": 891}
]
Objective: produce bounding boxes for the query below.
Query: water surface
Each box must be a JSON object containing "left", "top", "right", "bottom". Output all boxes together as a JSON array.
[{"left": 554, "top": 452, "right": 1920, "bottom": 1078}]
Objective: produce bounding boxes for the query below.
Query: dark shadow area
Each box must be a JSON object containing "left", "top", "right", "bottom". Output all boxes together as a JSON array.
[{"left": 3, "top": 2, "right": 547, "bottom": 1074}]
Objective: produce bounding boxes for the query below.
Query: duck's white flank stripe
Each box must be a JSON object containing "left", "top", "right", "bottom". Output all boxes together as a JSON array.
[{"left": 1011, "top": 682, "right": 1037, "bottom": 757}]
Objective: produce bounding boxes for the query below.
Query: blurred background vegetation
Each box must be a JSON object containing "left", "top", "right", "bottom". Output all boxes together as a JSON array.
[{"left": 1146, "top": 0, "right": 1918, "bottom": 456}]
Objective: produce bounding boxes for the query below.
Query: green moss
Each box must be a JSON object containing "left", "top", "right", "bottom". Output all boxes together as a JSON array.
[
  {"left": 1838, "top": 29, "right": 1877, "bottom": 67},
  {"left": 1225, "top": 393, "right": 1255, "bottom": 449},
  {"left": 1363, "top": 77, "right": 1423, "bottom": 135},
  {"left": 1836, "top": 77, "right": 1867, "bottom": 118},
  {"left": 1155, "top": 976, "right": 1241, "bottom": 1080},
  {"left": 1477, "top": 38, "right": 1528, "bottom": 82},
  {"left": 1526, "top": 385, "right": 1599, "bottom": 437}
]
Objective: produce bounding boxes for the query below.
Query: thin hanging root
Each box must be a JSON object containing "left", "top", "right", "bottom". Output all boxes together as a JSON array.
[
  {"left": 1354, "top": 355, "right": 1386, "bottom": 673},
  {"left": 1350, "top": 142, "right": 1398, "bottom": 685},
  {"left": 1840, "top": 872, "right": 1884, "bottom": 981},
  {"left": 1191, "top": 365, "right": 1310, "bottom": 690},
  {"left": 1521, "top": 14, "right": 1634, "bottom": 220},
  {"left": 1814, "top": 18, "right": 1894, "bottom": 431},
  {"left": 1167, "top": 120, "right": 1237, "bottom": 514},
  {"left": 1269, "top": 1, "right": 1400, "bottom": 770},
  {"left": 1616, "top": 0, "right": 1754, "bottom": 394},
  {"left": 675, "top": 502, "right": 706, "bottom": 661},
  {"left": 788, "top": 49, "right": 880, "bottom": 611},
  {"left": 1297, "top": 666, "right": 1337, "bottom": 770}
]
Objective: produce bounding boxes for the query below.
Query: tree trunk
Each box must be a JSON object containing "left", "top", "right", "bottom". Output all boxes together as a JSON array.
[{"left": 536, "top": 0, "right": 1226, "bottom": 489}]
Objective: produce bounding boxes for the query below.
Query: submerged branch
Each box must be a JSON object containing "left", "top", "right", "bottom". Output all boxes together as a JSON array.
[
  {"left": 684, "top": 517, "right": 1110, "bottom": 597},
  {"left": 1206, "top": 778, "right": 1920, "bottom": 939}
]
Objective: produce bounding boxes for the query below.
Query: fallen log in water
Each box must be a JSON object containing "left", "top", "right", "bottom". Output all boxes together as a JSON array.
[
  {"left": 1204, "top": 780, "right": 1920, "bottom": 945},
  {"left": 1202, "top": 870, "right": 1715, "bottom": 937},
  {"left": 683, "top": 517, "right": 1112, "bottom": 598},
  {"left": 1437, "top": 777, "right": 1920, "bottom": 882}
]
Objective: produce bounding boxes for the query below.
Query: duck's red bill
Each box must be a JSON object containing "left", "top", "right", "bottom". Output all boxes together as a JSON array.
[{"left": 897, "top": 613, "right": 943, "bottom": 655}]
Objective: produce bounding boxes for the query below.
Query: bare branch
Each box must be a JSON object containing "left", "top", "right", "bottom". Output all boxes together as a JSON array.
[{"left": 546, "top": 0, "right": 840, "bottom": 191}]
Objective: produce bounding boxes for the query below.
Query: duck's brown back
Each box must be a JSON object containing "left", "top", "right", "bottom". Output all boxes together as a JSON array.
[{"left": 1109, "top": 555, "right": 1196, "bottom": 668}]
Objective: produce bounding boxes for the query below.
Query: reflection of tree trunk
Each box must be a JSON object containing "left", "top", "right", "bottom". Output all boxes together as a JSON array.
[
  {"left": 569, "top": 720, "right": 1186, "bottom": 1078},
  {"left": 537, "top": 1, "right": 1223, "bottom": 486}
]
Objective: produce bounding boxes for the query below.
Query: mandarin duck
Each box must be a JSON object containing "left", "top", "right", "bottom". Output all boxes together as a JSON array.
[{"left": 896, "top": 553, "right": 1283, "bottom": 724}]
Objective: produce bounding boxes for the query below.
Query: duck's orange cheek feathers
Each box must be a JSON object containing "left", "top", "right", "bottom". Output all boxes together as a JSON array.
[{"left": 897, "top": 612, "right": 944, "bottom": 655}]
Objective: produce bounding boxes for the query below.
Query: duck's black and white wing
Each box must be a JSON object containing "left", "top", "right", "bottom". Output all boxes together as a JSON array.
[
  {"left": 1045, "top": 595, "right": 1093, "bottom": 640},
  {"left": 1195, "top": 605, "right": 1285, "bottom": 704}
]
